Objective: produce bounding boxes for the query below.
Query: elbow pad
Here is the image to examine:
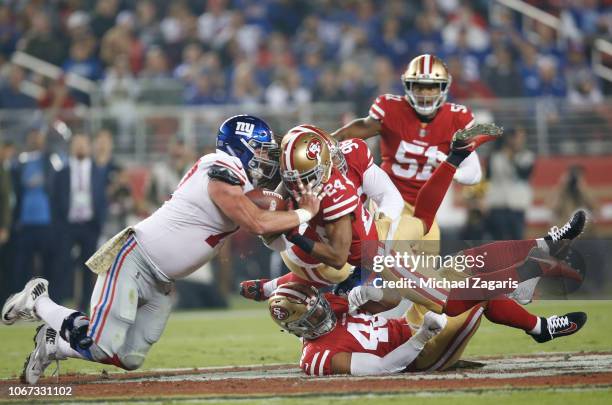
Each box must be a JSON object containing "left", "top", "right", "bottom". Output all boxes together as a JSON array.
[{"left": 208, "top": 165, "right": 243, "bottom": 186}]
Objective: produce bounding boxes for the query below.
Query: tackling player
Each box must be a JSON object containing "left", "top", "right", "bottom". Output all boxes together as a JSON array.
[
  {"left": 1, "top": 115, "right": 323, "bottom": 385},
  {"left": 268, "top": 282, "right": 587, "bottom": 376},
  {"left": 332, "top": 53, "right": 482, "bottom": 245}
]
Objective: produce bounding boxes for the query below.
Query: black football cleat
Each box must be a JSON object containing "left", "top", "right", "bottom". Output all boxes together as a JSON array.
[
  {"left": 545, "top": 209, "right": 587, "bottom": 258},
  {"left": 530, "top": 312, "right": 587, "bottom": 343}
]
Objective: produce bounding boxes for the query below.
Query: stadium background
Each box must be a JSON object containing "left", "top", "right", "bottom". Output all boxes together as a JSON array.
[{"left": 0, "top": 0, "right": 610, "bottom": 402}]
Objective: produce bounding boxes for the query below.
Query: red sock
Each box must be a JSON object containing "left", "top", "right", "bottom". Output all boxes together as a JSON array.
[
  {"left": 414, "top": 161, "right": 456, "bottom": 233},
  {"left": 463, "top": 240, "right": 537, "bottom": 275},
  {"left": 276, "top": 272, "right": 327, "bottom": 289},
  {"left": 483, "top": 297, "right": 538, "bottom": 331}
]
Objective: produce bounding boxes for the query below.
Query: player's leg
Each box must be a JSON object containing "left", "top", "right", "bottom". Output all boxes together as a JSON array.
[
  {"left": 462, "top": 210, "right": 587, "bottom": 303},
  {"left": 407, "top": 303, "right": 484, "bottom": 372},
  {"left": 240, "top": 251, "right": 352, "bottom": 301},
  {"left": 113, "top": 269, "right": 175, "bottom": 371},
  {"left": 15, "top": 237, "right": 143, "bottom": 383}
]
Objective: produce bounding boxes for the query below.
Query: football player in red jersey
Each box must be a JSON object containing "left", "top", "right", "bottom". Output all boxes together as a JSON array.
[
  {"left": 332, "top": 54, "right": 483, "bottom": 245},
  {"left": 268, "top": 283, "right": 587, "bottom": 376},
  {"left": 262, "top": 127, "right": 379, "bottom": 285},
  {"left": 241, "top": 124, "right": 404, "bottom": 298}
]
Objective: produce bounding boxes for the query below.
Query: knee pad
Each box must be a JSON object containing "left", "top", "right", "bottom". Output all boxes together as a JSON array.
[
  {"left": 119, "top": 352, "right": 145, "bottom": 371},
  {"left": 60, "top": 312, "right": 93, "bottom": 350}
]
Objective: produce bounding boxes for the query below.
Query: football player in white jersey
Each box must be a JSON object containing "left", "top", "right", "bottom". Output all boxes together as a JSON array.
[{"left": 1, "top": 115, "right": 322, "bottom": 384}]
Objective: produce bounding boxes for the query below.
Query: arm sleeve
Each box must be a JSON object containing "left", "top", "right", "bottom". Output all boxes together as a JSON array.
[
  {"left": 362, "top": 164, "right": 403, "bottom": 221},
  {"left": 453, "top": 151, "right": 482, "bottom": 185},
  {"left": 349, "top": 337, "right": 425, "bottom": 376}
]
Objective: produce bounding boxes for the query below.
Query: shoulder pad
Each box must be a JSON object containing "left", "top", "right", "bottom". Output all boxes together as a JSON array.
[{"left": 208, "top": 165, "right": 243, "bottom": 186}]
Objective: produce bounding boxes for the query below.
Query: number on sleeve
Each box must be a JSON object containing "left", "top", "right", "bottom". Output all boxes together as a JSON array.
[{"left": 450, "top": 103, "right": 468, "bottom": 113}]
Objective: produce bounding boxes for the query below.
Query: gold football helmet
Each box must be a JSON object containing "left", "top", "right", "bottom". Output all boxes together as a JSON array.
[
  {"left": 401, "top": 54, "right": 451, "bottom": 116},
  {"left": 280, "top": 127, "right": 332, "bottom": 193},
  {"left": 268, "top": 282, "right": 336, "bottom": 339},
  {"left": 286, "top": 124, "right": 347, "bottom": 175}
]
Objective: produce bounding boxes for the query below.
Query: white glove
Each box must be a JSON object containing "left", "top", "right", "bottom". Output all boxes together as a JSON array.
[
  {"left": 411, "top": 311, "right": 447, "bottom": 349},
  {"left": 347, "top": 286, "right": 383, "bottom": 314}
]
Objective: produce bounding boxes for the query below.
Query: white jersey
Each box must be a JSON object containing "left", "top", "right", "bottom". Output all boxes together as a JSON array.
[{"left": 134, "top": 151, "right": 253, "bottom": 279}]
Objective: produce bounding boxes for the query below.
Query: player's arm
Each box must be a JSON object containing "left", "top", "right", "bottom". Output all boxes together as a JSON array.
[
  {"left": 362, "top": 164, "right": 403, "bottom": 221},
  {"left": 329, "top": 312, "right": 448, "bottom": 375},
  {"left": 453, "top": 151, "right": 482, "bottom": 185},
  {"left": 332, "top": 116, "right": 381, "bottom": 142},
  {"left": 436, "top": 150, "right": 482, "bottom": 185},
  {"left": 208, "top": 179, "right": 319, "bottom": 236},
  {"left": 449, "top": 107, "right": 482, "bottom": 185},
  {"left": 287, "top": 215, "right": 352, "bottom": 269},
  {"left": 347, "top": 286, "right": 401, "bottom": 314}
]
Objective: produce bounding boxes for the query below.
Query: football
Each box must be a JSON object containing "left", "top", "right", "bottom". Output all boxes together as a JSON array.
[{"left": 245, "top": 189, "right": 288, "bottom": 211}]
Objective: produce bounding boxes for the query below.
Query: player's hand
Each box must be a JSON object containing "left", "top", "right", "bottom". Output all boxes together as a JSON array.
[
  {"left": 420, "top": 312, "right": 447, "bottom": 338},
  {"left": 412, "top": 312, "right": 447, "bottom": 348},
  {"left": 294, "top": 181, "right": 324, "bottom": 217}
]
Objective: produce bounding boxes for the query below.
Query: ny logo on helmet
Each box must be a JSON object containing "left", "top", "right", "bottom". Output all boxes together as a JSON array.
[
  {"left": 235, "top": 122, "right": 255, "bottom": 136},
  {"left": 271, "top": 306, "right": 289, "bottom": 320},
  {"left": 306, "top": 138, "right": 322, "bottom": 161}
]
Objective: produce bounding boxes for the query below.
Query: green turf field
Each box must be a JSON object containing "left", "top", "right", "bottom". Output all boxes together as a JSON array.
[{"left": 1, "top": 299, "right": 610, "bottom": 379}]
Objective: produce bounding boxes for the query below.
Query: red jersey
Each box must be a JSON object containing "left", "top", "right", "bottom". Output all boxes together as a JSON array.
[
  {"left": 368, "top": 94, "right": 475, "bottom": 205},
  {"left": 339, "top": 138, "right": 374, "bottom": 204},
  {"left": 289, "top": 168, "right": 377, "bottom": 266},
  {"left": 300, "top": 294, "right": 413, "bottom": 376}
]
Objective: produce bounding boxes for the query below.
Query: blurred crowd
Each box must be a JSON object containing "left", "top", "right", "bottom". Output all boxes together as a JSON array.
[
  {"left": 0, "top": 127, "right": 203, "bottom": 310},
  {"left": 0, "top": 0, "right": 610, "bottom": 113}
]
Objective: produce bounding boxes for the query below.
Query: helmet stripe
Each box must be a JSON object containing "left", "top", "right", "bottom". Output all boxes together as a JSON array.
[
  {"left": 276, "top": 287, "right": 308, "bottom": 301},
  {"left": 424, "top": 54, "right": 431, "bottom": 74},
  {"left": 283, "top": 133, "right": 299, "bottom": 171}
]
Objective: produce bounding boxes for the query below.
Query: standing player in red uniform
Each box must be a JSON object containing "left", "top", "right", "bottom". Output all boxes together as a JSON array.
[
  {"left": 332, "top": 54, "right": 484, "bottom": 244},
  {"left": 268, "top": 283, "right": 587, "bottom": 376}
]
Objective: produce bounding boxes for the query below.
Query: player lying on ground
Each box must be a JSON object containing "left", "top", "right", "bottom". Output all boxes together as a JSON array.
[
  {"left": 333, "top": 54, "right": 483, "bottom": 246},
  {"left": 268, "top": 282, "right": 587, "bottom": 376},
  {"left": 1, "top": 115, "right": 324, "bottom": 385}
]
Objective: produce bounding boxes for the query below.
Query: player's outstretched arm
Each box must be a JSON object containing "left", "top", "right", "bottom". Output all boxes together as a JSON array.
[
  {"left": 289, "top": 215, "right": 352, "bottom": 269},
  {"left": 329, "top": 312, "right": 447, "bottom": 375},
  {"left": 331, "top": 116, "right": 381, "bottom": 141},
  {"left": 208, "top": 180, "right": 320, "bottom": 236}
]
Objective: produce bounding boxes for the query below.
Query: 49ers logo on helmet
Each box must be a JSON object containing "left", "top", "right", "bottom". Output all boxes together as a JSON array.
[
  {"left": 270, "top": 306, "right": 289, "bottom": 321},
  {"left": 306, "top": 138, "right": 322, "bottom": 160}
]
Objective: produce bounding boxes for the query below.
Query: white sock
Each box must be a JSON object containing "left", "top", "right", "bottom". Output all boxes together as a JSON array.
[
  {"left": 57, "top": 336, "right": 85, "bottom": 360},
  {"left": 536, "top": 238, "right": 549, "bottom": 253},
  {"left": 34, "top": 297, "right": 77, "bottom": 332},
  {"left": 263, "top": 278, "right": 279, "bottom": 298},
  {"left": 528, "top": 317, "right": 542, "bottom": 335}
]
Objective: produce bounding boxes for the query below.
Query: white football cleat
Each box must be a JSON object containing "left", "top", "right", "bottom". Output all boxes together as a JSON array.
[
  {"left": 21, "top": 325, "right": 65, "bottom": 385},
  {"left": 1, "top": 278, "right": 49, "bottom": 325}
]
